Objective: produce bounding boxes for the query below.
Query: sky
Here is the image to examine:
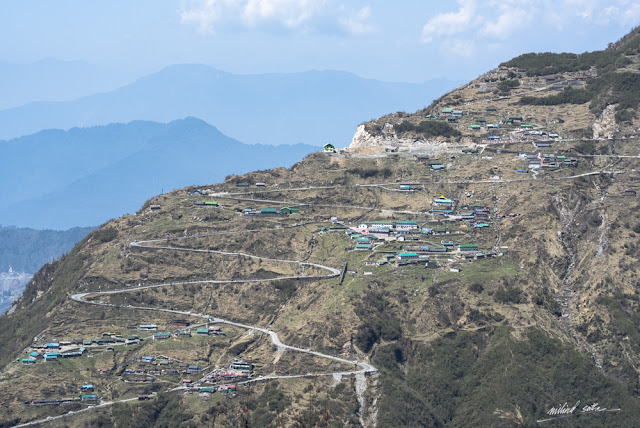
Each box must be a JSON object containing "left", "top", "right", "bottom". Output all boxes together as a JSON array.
[{"left": 1, "top": 0, "right": 639, "bottom": 83}]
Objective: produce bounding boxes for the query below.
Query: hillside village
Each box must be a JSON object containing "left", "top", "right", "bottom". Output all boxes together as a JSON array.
[
  {"left": 1, "top": 121, "right": 639, "bottom": 426},
  {"left": 2, "top": 34, "right": 640, "bottom": 427},
  {"left": 350, "top": 32, "right": 640, "bottom": 156}
]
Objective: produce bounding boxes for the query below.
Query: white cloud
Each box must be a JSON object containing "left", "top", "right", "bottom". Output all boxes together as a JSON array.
[
  {"left": 338, "top": 6, "right": 374, "bottom": 35},
  {"left": 242, "top": 0, "right": 322, "bottom": 28},
  {"left": 421, "top": 0, "right": 640, "bottom": 56},
  {"left": 622, "top": 2, "right": 640, "bottom": 26},
  {"left": 180, "top": 0, "right": 241, "bottom": 34},
  {"left": 476, "top": 0, "right": 534, "bottom": 39},
  {"left": 442, "top": 38, "right": 477, "bottom": 57},
  {"left": 421, "top": 0, "right": 476, "bottom": 43},
  {"left": 180, "top": 0, "right": 375, "bottom": 35}
]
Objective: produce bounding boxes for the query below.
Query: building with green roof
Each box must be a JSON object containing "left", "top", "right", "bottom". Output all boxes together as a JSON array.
[
  {"left": 153, "top": 333, "right": 171, "bottom": 340},
  {"left": 458, "top": 244, "right": 479, "bottom": 252},
  {"left": 260, "top": 208, "right": 279, "bottom": 216},
  {"left": 397, "top": 252, "right": 419, "bottom": 260}
]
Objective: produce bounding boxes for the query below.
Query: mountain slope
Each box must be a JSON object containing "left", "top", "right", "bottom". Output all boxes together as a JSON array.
[
  {"left": 0, "top": 64, "right": 462, "bottom": 145},
  {"left": 4, "top": 32, "right": 640, "bottom": 428},
  {"left": 350, "top": 32, "right": 640, "bottom": 154},
  {"left": 0, "top": 117, "right": 316, "bottom": 229},
  {"left": 1, "top": 148, "right": 640, "bottom": 426}
]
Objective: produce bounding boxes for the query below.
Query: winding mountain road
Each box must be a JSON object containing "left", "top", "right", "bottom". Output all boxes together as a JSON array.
[{"left": 38, "top": 227, "right": 377, "bottom": 427}]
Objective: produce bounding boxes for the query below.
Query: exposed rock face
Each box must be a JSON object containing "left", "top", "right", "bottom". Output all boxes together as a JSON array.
[
  {"left": 348, "top": 123, "right": 410, "bottom": 154},
  {"left": 592, "top": 104, "right": 618, "bottom": 139},
  {"left": 348, "top": 123, "right": 475, "bottom": 155},
  {"left": 349, "top": 124, "right": 376, "bottom": 151}
]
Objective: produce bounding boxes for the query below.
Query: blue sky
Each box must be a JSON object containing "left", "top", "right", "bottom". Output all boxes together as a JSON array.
[{"left": 1, "top": 0, "right": 638, "bottom": 82}]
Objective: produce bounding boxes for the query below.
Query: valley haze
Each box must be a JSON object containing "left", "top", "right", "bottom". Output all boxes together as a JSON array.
[
  {"left": 0, "top": 117, "right": 318, "bottom": 230},
  {"left": 0, "top": 64, "right": 462, "bottom": 146}
]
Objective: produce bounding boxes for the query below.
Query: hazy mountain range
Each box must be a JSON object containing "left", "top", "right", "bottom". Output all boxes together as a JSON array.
[
  {"left": 0, "top": 59, "right": 136, "bottom": 110},
  {"left": 0, "top": 63, "right": 462, "bottom": 146},
  {"left": 0, "top": 117, "right": 316, "bottom": 229},
  {"left": 0, "top": 225, "right": 95, "bottom": 313},
  {"left": 0, "top": 225, "right": 95, "bottom": 273},
  {"left": 0, "top": 270, "right": 32, "bottom": 315}
]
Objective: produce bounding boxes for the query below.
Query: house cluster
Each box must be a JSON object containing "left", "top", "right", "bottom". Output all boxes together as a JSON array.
[
  {"left": 426, "top": 108, "right": 541, "bottom": 134},
  {"left": 196, "top": 325, "right": 225, "bottom": 336},
  {"left": 182, "top": 382, "right": 237, "bottom": 396},
  {"left": 243, "top": 206, "right": 300, "bottom": 216},
  {"left": 426, "top": 107, "right": 501, "bottom": 129},
  {"left": 347, "top": 220, "right": 422, "bottom": 249},
  {"left": 471, "top": 116, "right": 536, "bottom": 132},
  {"left": 26, "top": 341, "right": 91, "bottom": 364},
  {"left": 481, "top": 66, "right": 526, "bottom": 82},
  {"left": 202, "top": 358, "right": 255, "bottom": 383},
  {"left": 428, "top": 198, "right": 494, "bottom": 228},
  {"left": 142, "top": 322, "right": 224, "bottom": 338},
  {"left": 31, "top": 394, "right": 98, "bottom": 407},
  {"left": 195, "top": 358, "right": 255, "bottom": 393},
  {"left": 30, "top": 385, "right": 97, "bottom": 406},
  {"left": 542, "top": 74, "right": 592, "bottom": 90},
  {"left": 520, "top": 152, "right": 578, "bottom": 170},
  {"left": 27, "top": 332, "right": 154, "bottom": 362},
  {"left": 123, "top": 355, "right": 204, "bottom": 380},
  {"left": 395, "top": 242, "right": 496, "bottom": 264},
  {"left": 344, "top": 198, "right": 494, "bottom": 249},
  {"left": 456, "top": 205, "right": 492, "bottom": 228},
  {"left": 345, "top": 213, "right": 492, "bottom": 262},
  {"left": 524, "top": 130, "right": 560, "bottom": 140}
]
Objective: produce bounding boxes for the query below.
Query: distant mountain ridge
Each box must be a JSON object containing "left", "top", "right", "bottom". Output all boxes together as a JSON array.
[
  {"left": 0, "top": 59, "right": 135, "bottom": 110},
  {"left": 0, "top": 269, "right": 32, "bottom": 315},
  {"left": 0, "top": 225, "right": 95, "bottom": 313},
  {"left": 0, "top": 64, "right": 462, "bottom": 145},
  {"left": 0, "top": 225, "right": 95, "bottom": 273},
  {"left": 0, "top": 117, "right": 317, "bottom": 229}
]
